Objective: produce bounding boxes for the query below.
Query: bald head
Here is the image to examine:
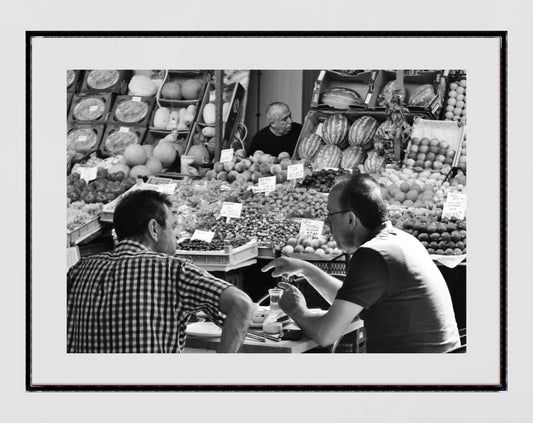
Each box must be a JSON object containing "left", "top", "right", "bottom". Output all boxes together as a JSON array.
[{"left": 266, "top": 102, "right": 293, "bottom": 136}]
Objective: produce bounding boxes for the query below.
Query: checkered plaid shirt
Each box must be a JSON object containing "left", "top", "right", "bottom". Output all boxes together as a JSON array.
[{"left": 67, "top": 239, "right": 231, "bottom": 353}]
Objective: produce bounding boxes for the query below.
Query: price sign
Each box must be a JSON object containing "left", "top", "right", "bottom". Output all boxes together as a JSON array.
[
  {"left": 156, "top": 183, "right": 177, "bottom": 195},
  {"left": 287, "top": 163, "right": 304, "bottom": 180},
  {"left": 364, "top": 92, "right": 372, "bottom": 104},
  {"left": 131, "top": 96, "right": 142, "bottom": 102},
  {"left": 89, "top": 105, "right": 98, "bottom": 112},
  {"left": 298, "top": 218, "right": 324, "bottom": 239},
  {"left": 191, "top": 230, "right": 215, "bottom": 243},
  {"left": 258, "top": 176, "right": 276, "bottom": 193},
  {"left": 220, "top": 202, "right": 243, "bottom": 219},
  {"left": 78, "top": 166, "right": 98, "bottom": 182},
  {"left": 119, "top": 127, "right": 130, "bottom": 133},
  {"left": 442, "top": 193, "right": 467, "bottom": 220},
  {"left": 220, "top": 148, "right": 234, "bottom": 163},
  {"left": 78, "top": 135, "right": 88, "bottom": 142}
]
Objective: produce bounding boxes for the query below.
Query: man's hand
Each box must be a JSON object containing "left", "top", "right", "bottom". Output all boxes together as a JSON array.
[
  {"left": 261, "top": 257, "right": 308, "bottom": 278},
  {"left": 277, "top": 281, "right": 307, "bottom": 317}
]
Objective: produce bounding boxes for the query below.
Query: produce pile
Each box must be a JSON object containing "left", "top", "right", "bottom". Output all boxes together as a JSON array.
[
  {"left": 177, "top": 237, "right": 249, "bottom": 251},
  {"left": 67, "top": 169, "right": 136, "bottom": 204},
  {"left": 280, "top": 234, "right": 342, "bottom": 257},
  {"left": 67, "top": 201, "right": 104, "bottom": 231},
  {"left": 296, "top": 168, "right": 350, "bottom": 193}
]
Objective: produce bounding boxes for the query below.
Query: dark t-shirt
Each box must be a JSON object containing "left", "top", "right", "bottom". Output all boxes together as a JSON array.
[
  {"left": 247, "top": 123, "right": 302, "bottom": 157},
  {"left": 336, "top": 221, "right": 461, "bottom": 353}
]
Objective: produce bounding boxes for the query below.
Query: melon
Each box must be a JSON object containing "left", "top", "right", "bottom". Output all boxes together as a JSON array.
[
  {"left": 130, "top": 165, "right": 152, "bottom": 178},
  {"left": 378, "top": 80, "right": 406, "bottom": 106},
  {"left": 145, "top": 157, "right": 163, "bottom": 174},
  {"left": 181, "top": 79, "right": 202, "bottom": 100},
  {"left": 188, "top": 144, "right": 210, "bottom": 166},
  {"left": 408, "top": 84, "right": 435, "bottom": 107},
  {"left": 161, "top": 81, "right": 182, "bottom": 100},
  {"left": 123, "top": 144, "right": 148, "bottom": 167},
  {"left": 348, "top": 116, "right": 379, "bottom": 150},
  {"left": 153, "top": 107, "right": 170, "bottom": 129},
  {"left": 153, "top": 141, "right": 177, "bottom": 168},
  {"left": 297, "top": 133, "right": 324, "bottom": 160},
  {"left": 341, "top": 146, "right": 366, "bottom": 169},
  {"left": 322, "top": 114, "right": 349, "bottom": 148},
  {"left": 320, "top": 87, "right": 363, "bottom": 109},
  {"left": 128, "top": 75, "right": 158, "bottom": 97},
  {"left": 313, "top": 145, "right": 342, "bottom": 170},
  {"left": 203, "top": 103, "right": 216, "bottom": 125},
  {"left": 364, "top": 151, "right": 385, "bottom": 174}
]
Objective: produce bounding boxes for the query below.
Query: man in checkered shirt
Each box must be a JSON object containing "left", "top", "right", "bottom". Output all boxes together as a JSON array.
[{"left": 67, "top": 189, "right": 254, "bottom": 353}]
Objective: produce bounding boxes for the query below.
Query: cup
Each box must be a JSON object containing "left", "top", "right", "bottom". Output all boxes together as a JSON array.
[{"left": 268, "top": 288, "right": 283, "bottom": 310}]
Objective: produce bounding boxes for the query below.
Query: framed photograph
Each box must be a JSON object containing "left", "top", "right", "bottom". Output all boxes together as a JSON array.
[{"left": 27, "top": 32, "right": 506, "bottom": 391}]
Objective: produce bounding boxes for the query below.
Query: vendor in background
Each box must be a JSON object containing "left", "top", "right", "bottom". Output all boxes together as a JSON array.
[
  {"left": 67, "top": 189, "right": 254, "bottom": 353},
  {"left": 247, "top": 102, "right": 302, "bottom": 157},
  {"left": 262, "top": 173, "right": 461, "bottom": 353}
]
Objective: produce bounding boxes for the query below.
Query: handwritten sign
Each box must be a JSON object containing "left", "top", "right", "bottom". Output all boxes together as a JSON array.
[
  {"left": 156, "top": 183, "right": 177, "bottom": 195},
  {"left": 257, "top": 176, "right": 276, "bottom": 193},
  {"left": 442, "top": 192, "right": 467, "bottom": 220},
  {"left": 287, "top": 163, "right": 304, "bottom": 180},
  {"left": 220, "top": 202, "right": 243, "bottom": 219},
  {"left": 131, "top": 96, "right": 142, "bottom": 102},
  {"left": 78, "top": 166, "right": 98, "bottom": 182},
  {"left": 298, "top": 219, "right": 324, "bottom": 239},
  {"left": 119, "top": 126, "right": 130, "bottom": 133},
  {"left": 220, "top": 148, "right": 234, "bottom": 163},
  {"left": 191, "top": 230, "right": 215, "bottom": 243}
]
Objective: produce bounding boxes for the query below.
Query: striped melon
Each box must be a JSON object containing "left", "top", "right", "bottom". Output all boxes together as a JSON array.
[
  {"left": 320, "top": 87, "right": 363, "bottom": 109},
  {"left": 322, "top": 113, "right": 349, "bottom": 148},
  {"left": 364, "top": 151, "right": 385, "bottom": 174},
  {"left": 297, "top": 133, "right": 324, "bottom": 160},
  {"left": 408, "top": 84, "right": 435, "bottom": 107},
  {"left": 348, "top": 116, "right": 379, "bottom": 150},
  {"left": 378, "top": 80, "right": 406, "bottom": 106},
  {"left": 341, "top": 146, "right": 366, "bottom": 170},
  {"left": 313, "top": 145, "right": 342, "bottom": 170}
]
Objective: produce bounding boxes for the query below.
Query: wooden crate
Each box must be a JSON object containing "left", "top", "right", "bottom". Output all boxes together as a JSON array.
[{"left": 174, "top": 240, "right": 258, "bottom": 267}]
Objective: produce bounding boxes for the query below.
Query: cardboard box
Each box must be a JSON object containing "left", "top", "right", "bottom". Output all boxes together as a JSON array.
[
  {"left": 79, "top": 69, "right": 132, "bottom": 95},
  {"left": 68, "top": 92, "right": 114, "bottom": 125},
  {"left": 311, "top": 70, "right": 378, "bottom": 110},
  {"left": 107, "top": 95, "right": 155, "bottom": 127},
  {"left": 371, "top": 70, "right": 446, "bottom": 119},
  {"left": 99, "top": 124, "right": 147, "bottom": 157}
]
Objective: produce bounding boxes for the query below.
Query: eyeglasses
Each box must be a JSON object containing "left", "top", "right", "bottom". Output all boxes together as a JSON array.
[{"left": 325, "top": 210, "right": 350, "bottom": 220}]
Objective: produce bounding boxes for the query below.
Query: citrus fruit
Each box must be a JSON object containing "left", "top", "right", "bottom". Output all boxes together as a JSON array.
[{"left": 399, "top": 182, "right": 411, "bottom": 193}]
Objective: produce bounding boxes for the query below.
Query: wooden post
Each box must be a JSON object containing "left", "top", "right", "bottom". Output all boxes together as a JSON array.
[{"left": 214, "top": 70, "right": 224, "bottom": 163}]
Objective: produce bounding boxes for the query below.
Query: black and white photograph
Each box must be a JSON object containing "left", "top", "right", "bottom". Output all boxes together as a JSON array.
[{"left": 7, "top": 0, "right": 529, "bottom": 419}]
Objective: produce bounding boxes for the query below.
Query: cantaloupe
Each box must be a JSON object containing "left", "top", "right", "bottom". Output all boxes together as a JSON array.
[
  {"left": 145, "top": 157, "right": 163, "bottom": 174},
  {"left": 153, "top": 141, "right": 177, "bottom": 168},
  {"left": 181, "top": 79, "right": 202, "bottom": 100},
  {"left": 188, "top": 144, "right": 210, "bottom": 166},
  {"left": 161, "top": 81, "right": 182, "bottom": 100},
  {"left": 124, "top": 144, "right": 147, "bottom": 167}
]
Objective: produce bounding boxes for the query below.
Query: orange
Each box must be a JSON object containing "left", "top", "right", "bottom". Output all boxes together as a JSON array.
[
  {"left": 405, "top": 190, "right": 419, "bottom": 202},
  {"left": 399, "top": 182, "right": 411, "bottom": 193}
]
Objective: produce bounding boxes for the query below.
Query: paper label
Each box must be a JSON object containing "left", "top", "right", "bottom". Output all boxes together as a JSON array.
[
  {"left": 430, "top": 254, "right": 467, "bottom": 268},
  {"left": 287, "top": 163, "right": 304, "bottom": 180},
  {"left": 156, "top": 183, "right": 177, "bottom": 195},
  {"left": 89, "top": 105, "right": 98, "bottom": 112},
  {"left": 220, "top": 148, "right": 234, "bottom": 163},
  {"left": 442, "top": 193, "right": 467, "bottom": 220},
  {"left": 119, "top": 127, "right": 129, "bottom": 133},
  {"left": 78, "top": 135, "right": 88, "bottom": 142},
  {"left": 191, "top": 230, "right": 215, "bottom": 243},
  {"left": 78, "top": 167, "right": 98, "bottom": 182},
  {"left": 298, "top": 219, "right": 324, "bottom": 239},
  {"left": 364, "top": 92, "right": 372, "bottom": 104},
  {"left": 220, "top": 202, "right": 243, "bottom": 219},
  {"left": 257, "top": 176, "right": 276, "bottom": 193},
  {"left": 131, "top": 96, "right": 142, "bottom": 102}
]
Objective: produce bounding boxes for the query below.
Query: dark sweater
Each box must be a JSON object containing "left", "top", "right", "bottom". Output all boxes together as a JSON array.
[{"left": 247, "top": 123, "right": 302, "bottom": 157}]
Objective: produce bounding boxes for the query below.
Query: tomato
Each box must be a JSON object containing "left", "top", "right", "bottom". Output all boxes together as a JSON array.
[
  {"left": 68, "top": 191, "right": 80, "bottom": 202},
  {"left": 110, "top": 171, "right": 125, "bottom": 181},
  {"left": 70, "top": 172, "right": 81, "bottom": 181},
  {"left": 105, "top": 193, "right": 116, "bottom": 203},
  {"left": 84, "top": 192, "right": 96, "bottom": 203},
  {"left": 73, "top": 179, "right": 86, "bottom": 190}
]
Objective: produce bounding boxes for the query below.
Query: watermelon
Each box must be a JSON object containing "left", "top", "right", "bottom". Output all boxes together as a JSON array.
[
  {"left": 322, "top": 113, "right": 349, "bottom": 148},
  {"left": 320, "top": 87, "right": 363, "bottom": 109},
  {"left": 364, "top": 151, "right": 385, "bottom": 174},
  {"left": 297, "top": 133, "right": 324, "bottom": 160},
  {"left": 341, "top": 146, "right": 366, "bottom": 170},
  {"left": 348, "top": 116, "right": 379, "bottom": 150},
  {"left": 313, "top": 145, "right": 342, "bottom": 170},
  {"left": 378, "top": 80, "right": 406, "bottom": 106},
  {"left": 408, "top": 84, "right": 435, "bottom": 107}
]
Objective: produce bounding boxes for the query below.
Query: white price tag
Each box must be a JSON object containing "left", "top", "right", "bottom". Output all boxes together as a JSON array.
[
  {"left": 78, "top": 135, "right": 88, "bottom": 142},
  {"left": 131, "top": 96, "right": 142, "bottom": 102},
  {"left": 220, "top": 148, "right": 234, "bottom": 163},
  {"left": 119, "top": 127, "right": 129, "bottom": 133},
  {"left": 298, "top": 219, "right": 325, "bottom": 240},
  {"left": 89, "top": 105, "right": 98, "bottom": 112},
  {"left": 258, "top": 176, "right": 276, "bottom": 193},
  {"left": 220, "top": 202, "right": 243, "bottom": 219},
  {"left": 287, "top": 163, "right": 304, "bottom": 180},
  {"left": 156, "top": 183, "right": 177, "bottom": 195},
  {"left": 364, "top": 92, "right": 372, "bottom": 104},
  {"left": 78, "top": 167, "right": 98, "bottom": 182},
  {"left": 191, "top": 230, "right": 215, "bottom": 243},
  {"left": 442, "top": 193, "right": 467, "bottom": 220}
]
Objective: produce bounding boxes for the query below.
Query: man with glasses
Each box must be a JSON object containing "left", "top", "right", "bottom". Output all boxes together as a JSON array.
[{"left": 262, "top": 173, "right": 460, "bottom": 353}]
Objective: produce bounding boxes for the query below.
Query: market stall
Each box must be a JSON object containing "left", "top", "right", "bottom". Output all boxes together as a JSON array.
[{"left": 66, "top": 69, "right": 467, "bottom": 351}]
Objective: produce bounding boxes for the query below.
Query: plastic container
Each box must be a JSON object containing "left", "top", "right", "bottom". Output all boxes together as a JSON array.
[
  {"left": 107, "top": 94, "right": 155, "bottom": 127},
  {"left": 99, "top": 124, "right": 147, "bottom": 157},
  {"left": 68, "top": 92, "right": 114, "bottom": 125},
  {"left": 79, "top": 69, "right": 132, "bottom": 94}
]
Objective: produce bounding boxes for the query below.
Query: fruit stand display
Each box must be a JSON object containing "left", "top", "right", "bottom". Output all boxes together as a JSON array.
[{"left": 67, "top": 68, "right": 467, "bottom": 275}]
